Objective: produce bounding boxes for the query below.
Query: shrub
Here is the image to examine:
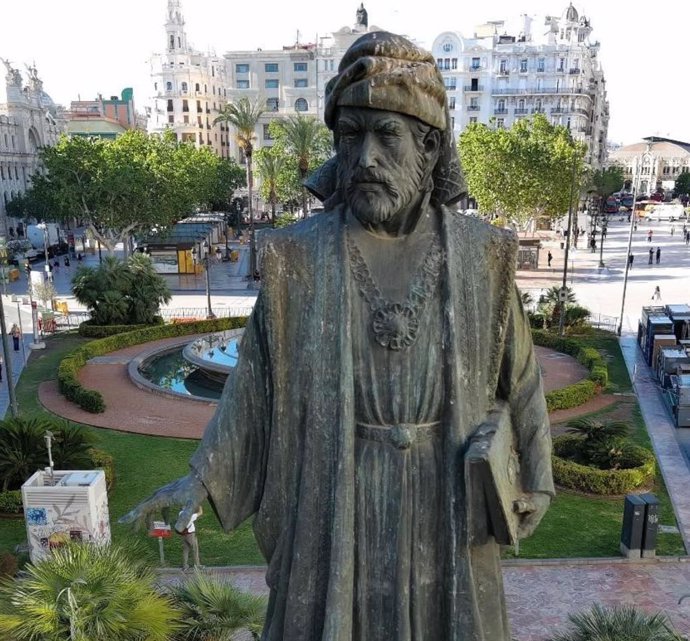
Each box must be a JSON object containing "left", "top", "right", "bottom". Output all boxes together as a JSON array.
[
  {"left": 545, "top": 380, "right": 598, "bottom": 412},
  {"left": 563, "top": 304, "right": 591, "bottom": 328},
  {"left": 589, "top": 364, "right": 608, "bottom": 387},
  {"left": 550, "top": 603, "right": 685, "bottom": 641},
  {"left": 78, "top": 318, "right": 164, "bottom": 338},
  {"left": 552, "top": 435, "right": 655, "bottom": 495},
  {"left": 88, "top": 448, "right": 115, "bottom": 491},
  {"left": 0, "top": 490, "right": 22, "bottom": 514},
  {"left": 58, "top": 316, "right": 248, "bottom": 413}
]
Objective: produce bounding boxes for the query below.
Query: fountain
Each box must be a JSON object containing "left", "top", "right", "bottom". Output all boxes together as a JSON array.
[{"left": 130, "top": 329, "right": 244, "bottom": 402}]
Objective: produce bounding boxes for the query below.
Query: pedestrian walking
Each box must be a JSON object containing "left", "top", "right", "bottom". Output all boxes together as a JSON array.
[
  {"left": 547, "top": 250, "right": 553, "bottom": 267},
  {"left": 628, "top": 253, "right": 634, "bottom": 269},
  {"left": 656, "top": 247, "right": 661, "bottom": 264},
  {"left": 178, "top": 506, "right": 203, "bottom": 571},
  {"left": 63, "top": 256, "right": 70, "bottom": 267},
  {"left": 0, "top": 354, "right": 3, "bottom": 382},
  {"left": 686, "top": 230, "right": 690, "bottom": 246},
  {"left": 648, "top": 230, "right": 653, "bottom": 242},
  {"left": 671, "top": 225, "right": 675, "bottom": 236},
  {"left": 648, "top": 247, "right": 654, "bottom": 264},
  {"left": 10, "top": 323, "right": 21, "bottom": 351},
  {"left": 652, "top": 285, "right": 662, "bottom": 301}
]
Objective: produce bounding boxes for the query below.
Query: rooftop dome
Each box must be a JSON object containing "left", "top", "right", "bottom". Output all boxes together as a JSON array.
[{"left": 562, "top": 3, "right": 578, "bottom": 22}]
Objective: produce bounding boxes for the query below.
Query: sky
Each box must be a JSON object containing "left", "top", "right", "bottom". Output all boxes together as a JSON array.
[{"left": 1, "top": 0, "right": 688, "bottom": 145}]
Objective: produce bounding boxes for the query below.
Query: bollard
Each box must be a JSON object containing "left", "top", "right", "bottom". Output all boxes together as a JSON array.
[{"left": 620, "top": 494, "right": 645, "bottom": 559}]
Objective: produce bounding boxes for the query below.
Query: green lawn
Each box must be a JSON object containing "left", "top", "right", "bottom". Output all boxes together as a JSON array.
[{"left": 1, "top": 331, "right": 686, "bottom": 565}]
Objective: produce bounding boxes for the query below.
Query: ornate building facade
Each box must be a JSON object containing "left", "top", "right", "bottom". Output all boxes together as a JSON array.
[
  {"left": 430, "top": 3, "right": 609, "bottom": 168},
  {"left": 0, "top": 60, "right": 65, "bottom": 236},
  {"left": 148, "top": 0, "right": 230, "bottom": 158}
]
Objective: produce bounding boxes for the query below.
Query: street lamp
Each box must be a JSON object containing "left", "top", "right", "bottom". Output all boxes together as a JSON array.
[
  {"left": 36, "top": 221, "right": 50, "bottom": 281},
  {"left": 200, "top": 241, "right": 215, "bottom": 320},
  {"left": 618, "top": 147, "right": 653, "bottom": 335},
  {"left": 44, "top": 430, "right": 55, "bottom": 480}
]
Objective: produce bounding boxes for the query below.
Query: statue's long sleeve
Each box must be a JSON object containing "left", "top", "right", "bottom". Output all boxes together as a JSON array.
[
  {"left": 190, "top": 294, "right": 272, "bottom": 531},
  {"left": 498, "top": 285, "right": 555, "bottom": 497}
]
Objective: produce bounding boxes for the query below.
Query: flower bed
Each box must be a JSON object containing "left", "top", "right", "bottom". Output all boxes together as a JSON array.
[{"left": 552, "top": 435, "right": 656, "bottom": 495}]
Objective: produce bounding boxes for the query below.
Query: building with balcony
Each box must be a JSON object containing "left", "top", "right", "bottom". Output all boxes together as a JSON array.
[
  {"left": 0, "top": 60, "right": 66, "bottom": 236},
  {"left": 148, "top": 0, "right": 229, "bottom": 158},
  {"left": 431, "top": 3, "right": 609, "bottom": 169}
]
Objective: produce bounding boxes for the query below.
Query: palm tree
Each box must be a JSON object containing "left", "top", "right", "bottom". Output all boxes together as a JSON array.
[
  {"left": 551, "top": 603, "right": 684, "bottom": 641},
  {"left": 0, "top": 544, "right": 179, "bottom": 641},
  {"left": 255, "top": 149, "right": 285, "bottom": 227},
  {"left": 214, "top": 98, "right": 264, "bottom": 278},
  {"left": 169, "top": 570, "right": 267, "bottom": 640},
  {"left": 565, "top": 417, "right": 632, "bottom": 469},
  {"left": 275, "top": 114, "right": 329, "bottom": 219},
  {"left": 565, "top": 417, "right": 631, "bottom": 445},
  {"left": 538, "top": 285, "right": 577, "bottom": 328}
]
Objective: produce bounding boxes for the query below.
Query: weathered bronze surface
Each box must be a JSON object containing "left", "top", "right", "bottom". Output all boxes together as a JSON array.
[{"left": 123, "top": 31, "right": 554, "bottom": 641}]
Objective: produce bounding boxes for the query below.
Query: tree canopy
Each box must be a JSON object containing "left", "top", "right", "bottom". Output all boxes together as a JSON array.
[
  {"left": 674, "top": 170, "right": 690, "bottom": 196},
  {"left": 458, "top": 114, "right": 587, "bottom": 231},
  {"left": 588, "top": 165, "right": 625, "bottom": 200},
  {"left": 18, "top": 130, "right": 243, "bottom": 254}
]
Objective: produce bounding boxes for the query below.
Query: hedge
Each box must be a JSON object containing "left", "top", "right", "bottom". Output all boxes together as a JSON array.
[
  {"left": 531, "top": 330, "right": 609, "bottom": 411},
  {"left": 78, "top": 317, "right": 164, "bottom": 338},
  {"left": 0, "top": 490, "right": 22, "bottom": 515},
  {"left": 552, "top": 435, "right": 656, "bottom": 495},
  {"left": 59, "top": 317, "right": 248, "bottom": 413}
]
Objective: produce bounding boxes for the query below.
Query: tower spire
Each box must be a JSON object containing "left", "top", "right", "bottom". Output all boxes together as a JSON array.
[{"left": 165, "top": 0, "right": 188, "bottom": 52}]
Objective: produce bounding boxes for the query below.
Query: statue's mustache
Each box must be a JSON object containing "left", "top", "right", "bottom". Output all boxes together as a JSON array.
[{"left": 346, "top": 170, "right": 398, "bottom": 195}]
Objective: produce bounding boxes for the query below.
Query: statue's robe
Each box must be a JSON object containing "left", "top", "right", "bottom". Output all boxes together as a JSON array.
[{"left": 191, "top": 205, "right": 554, "bottom": 641}]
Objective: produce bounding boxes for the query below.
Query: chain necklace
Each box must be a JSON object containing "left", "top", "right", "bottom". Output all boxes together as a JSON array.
[{"left": 346, "top": 226, "right": 445, "bottom": 351}]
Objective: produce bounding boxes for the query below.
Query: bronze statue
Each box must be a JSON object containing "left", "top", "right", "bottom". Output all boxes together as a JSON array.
[
  {"left": 355, "top": 3, "right": 368, "bottom": 28},
  {"left": 122, "top": 31, "right": 553, "bottom": 641}
]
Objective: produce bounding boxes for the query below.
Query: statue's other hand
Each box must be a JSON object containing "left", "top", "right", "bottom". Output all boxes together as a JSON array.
[
  {"left": 118, "top": 474, "right": 208, "bottom": 532},
  {"left": 514, "top": 492, "right": 551, "bottom": 539}
]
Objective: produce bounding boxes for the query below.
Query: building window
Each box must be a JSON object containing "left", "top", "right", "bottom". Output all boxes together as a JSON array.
[
  {"left": 449, "top": 97, "right": 456, "bottom": 110},
  {"left": 471, "top": 57, "right": 480, "bottom": 70},
  {"left": 450, "top": 116, "right": 455, "bottom": 128},
  {"left": 166, "top": 81, "right": 173, "bottom": 91},
  {"left": 263, "top": 124, "right": 273, "bottom": 140},
  {"left": 436, "top": 58, "right": 443, "bottom": 68},
  {"left": 167, "top": 99, "right": 173, "bottom": 111},
  {"left": 469, "top": 116, "right": 478, "bottom": 124},
  {"left": 442, "top": 42, "right": 453, "bottom": 52},
  {"left": 295, "top": 98, "right": 308, "bottom": 112},
  {"left": 520, "top": 59, "right": 528, "bottom": 73},
  {"left": 265, "top": 79, "right": 279, "bottom": 89},
  {"left": 294, "top": 62, "right": 307, "bottom": 72},
  {"left": 181, "top": 82, "right": 188, "bottom": 93},
  {"left": 154, "top": 82, "right": 158, "bottom": 91},
  {"left": 444, "top": 58, "right": 450, "bottom": 70},
  {"left": 451, "top": 58, "right": 458, "bottom": 70},
  {"left": 195, "top": 83, "right": 200, "bottom": 92},
  {"left": 266, "top": 97, "right": 279, "bottom": 111},
  {"left": 497, "top": 99, "right": 506, "bottom": 111},
  {"left": 197, "top": 100, "right": 202, "bottom": 112},
  {"left": 265, "top": 63, "right": 279, "bottom": 73},
  {"left": 537, "top": 58, "right": 545, "bottom": 72},
  {"left": 294, "top": 78, "right": 308, "bottom": 88},
  {"left": 496, "top": 118, "right": 505, "bottom": 129},
  {"left": 444, "top": 77, "right": 457, "bottom": 90},
  {"left": 183, "top": 115, "right": 189, "bottom": 124},
  {"left": 182, "top": 99, "right": 189, "bottom": 112},
  {"left": 168, "top": 114, "right": 174, "bottom": 124},
  {"left": 499, "top": 60, "right": 508, "bottom": 74},
  {"left": 237, "top": 80, "right": 250, "bottom": 89},
  {"left": 236, "top": 64, "right": 249, "bottom": 73},
  {"left": 558, "top": 57, "right": 565, "bottom": 71},
  {"left": 470, "top": 97, "right": 479, "bottom": 108}
]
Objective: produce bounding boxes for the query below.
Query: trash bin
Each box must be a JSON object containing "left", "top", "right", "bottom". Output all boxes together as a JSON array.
[
  {"left": 230, "top": 250, "right": 239, "bottom": 263},
  {"left": 560, "top": 242, "right": 565, "bottom": 250},
  {"left": 620, "top": 494, "right": 645, "bottom": 558}
]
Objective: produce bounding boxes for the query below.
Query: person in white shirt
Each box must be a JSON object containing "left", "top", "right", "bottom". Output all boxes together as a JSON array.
[{"left": 178, "top": 505, "right": 203, "bottom": 571}]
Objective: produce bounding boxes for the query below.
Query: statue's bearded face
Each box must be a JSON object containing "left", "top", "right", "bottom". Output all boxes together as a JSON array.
[{"left": 335, "top": 107, "right": 435, "bottom": 225}]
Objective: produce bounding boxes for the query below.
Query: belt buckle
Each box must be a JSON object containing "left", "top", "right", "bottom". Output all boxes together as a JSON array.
[{"left": 390, "top": 424, "right": 416, "bottom": 450}]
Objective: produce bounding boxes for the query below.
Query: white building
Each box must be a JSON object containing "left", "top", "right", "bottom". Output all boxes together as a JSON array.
[
  {"left": 0, "top": 60, "right": 65, "bottom": 236},
  {"left": 148, "top": 0, "right": 230, "bottom": 158},
  {"left": 431, "top": 3, "right": 609, "bottom": 168}
]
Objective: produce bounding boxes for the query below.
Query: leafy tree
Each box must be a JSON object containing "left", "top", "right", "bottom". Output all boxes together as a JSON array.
[
  {"left": 23, "top": 131, "right": 228, "bottom": 257},
  {"left": 588, "top": 165, "right": 625, "bottom": 201},
  {"left": 169, "top": 570, "right": 268, "bottom": 640},
  {"left": 269, "top": 114, "right": 332, "bottom": 218},
  {"left": 458, "top": 114, "right": 586, "bottom": 232},
  {"left": 214, "top": 97, "right": 264, "bottom": 276},
  {"left": 0, "top": 543, "right": 179, "bottom": 641},
  {"left": 208, "top": 158, "right": 246, "bottom": 211},
  {"left": 72, "top": 254, "right": 171, "bottom": 326},
  {"left": 674, "top": 170, "right": 690, "bottom": 196},
  {"left": 551, "top": 603, "right": 684, "bottom": 641},
  {"left": 255, "top": 147, "right": 285, "bottom": 226}
]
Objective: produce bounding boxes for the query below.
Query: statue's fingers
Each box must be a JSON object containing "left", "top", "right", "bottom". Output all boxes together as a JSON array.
[
  {"left": 118, "top": 495, "right": 166, "bottom": 528},
  {"left": 174, "top": 499, "right": 197, "bottom": 533}
]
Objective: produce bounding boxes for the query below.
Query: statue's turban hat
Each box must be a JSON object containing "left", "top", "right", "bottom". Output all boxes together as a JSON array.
[{"left": 324, "top": 32, "right": 447, "bottom": 131}]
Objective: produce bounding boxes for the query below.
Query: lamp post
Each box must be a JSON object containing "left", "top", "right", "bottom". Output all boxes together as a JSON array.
[
  {"left": 200, "top": 241, "right": 215, "bottom": 319},
  {"left": 558, "top": 154, "right": 580, "bottom": 337},
  {"left": 36, "top": 221, "right": 50, "bottom": 281},
  {"left": 44, "top": 430, "right": 54, "bottom": 480},
  {"left": 618, "top": 149, "right": 651, "bottom": 335}
]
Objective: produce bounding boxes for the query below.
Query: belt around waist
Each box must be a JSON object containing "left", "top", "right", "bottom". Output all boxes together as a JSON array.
[{"left": 355, "top": 421, "right": 441, "bottom": 450}]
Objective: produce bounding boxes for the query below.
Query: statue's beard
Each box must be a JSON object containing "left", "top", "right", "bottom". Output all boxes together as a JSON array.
[{"left": 339, "top": 156, "right": 429, "bottom": 224}]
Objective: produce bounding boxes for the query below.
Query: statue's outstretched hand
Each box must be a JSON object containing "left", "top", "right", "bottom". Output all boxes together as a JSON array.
[
  {"left": 514, "top": 492, "right": 551, "bottom": 539},
  {"left": 118, "top": 473, "right": 208, "bottom": 533}
]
